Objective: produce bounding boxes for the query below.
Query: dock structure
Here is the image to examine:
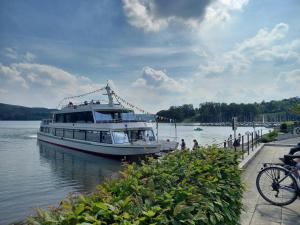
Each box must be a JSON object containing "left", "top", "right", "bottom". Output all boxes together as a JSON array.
[
  {"left": 198, "top": 121, "right": 281, "bottom": 127},
  {"left": 240, "top": 137, "right": 300, "bottom": 225}
]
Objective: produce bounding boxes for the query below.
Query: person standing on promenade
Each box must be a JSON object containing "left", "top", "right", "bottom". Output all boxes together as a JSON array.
[
  {"left": 193, "top": 139, "right": 199, "bottom": 150},
  {"left": 228, "top": 134, "right": 233, "bottom": 148},
  {"left": 180, "top": 139, "right": 186, "bottom": 150},
  {"left": 238, "top": 133, "right": 241, "bottom": 146}
]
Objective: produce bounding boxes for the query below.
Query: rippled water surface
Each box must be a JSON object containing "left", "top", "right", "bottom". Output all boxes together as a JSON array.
[{"left": 0, "top": 121, "right": 268, "bottom": 224}]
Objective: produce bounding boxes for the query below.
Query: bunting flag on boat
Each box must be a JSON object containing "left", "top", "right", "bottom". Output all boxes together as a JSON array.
[
  {"left": 57, "top": 87, "right": 106, "bottom": 109},
  {"left": 112, "top": 92, "right": 151, "bottom": 114},
  {"left": 112, "top": 91, "right": 176, "bottom": 123}
]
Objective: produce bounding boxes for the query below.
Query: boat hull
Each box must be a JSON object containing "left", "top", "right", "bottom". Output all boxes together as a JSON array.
[{"left": 37, "top": 132, "right": 161, "bottom": 156}]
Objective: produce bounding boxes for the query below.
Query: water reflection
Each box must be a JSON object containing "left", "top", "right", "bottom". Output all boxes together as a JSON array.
[{"left": 38, "top": 141, "right": 122, "bottom": 192}]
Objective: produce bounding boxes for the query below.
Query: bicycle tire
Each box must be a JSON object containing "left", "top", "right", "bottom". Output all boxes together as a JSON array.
[{"left": 256, "top": 166, "right": 298, "bottom": 206}]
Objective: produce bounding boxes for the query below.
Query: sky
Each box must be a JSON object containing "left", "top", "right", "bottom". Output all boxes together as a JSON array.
[{"left": 0, "top": 0, "right": 300, "bottom": 113}]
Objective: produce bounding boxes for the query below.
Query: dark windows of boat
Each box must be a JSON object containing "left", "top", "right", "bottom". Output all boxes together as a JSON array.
[
  {"left": 112, "top": 131, "right": 129, "bottom": 144},
  {"left": 55, "top": 128, "right": 64, "bottom": 137},
  {"left": 41, "top": 127, "right": 50, "bottom": 133},
  {"left": 55, "top": 113, "right": 65, "bottom": 123},
  {"left": 86, "top": 131, "right": 100, "bottom": 142},
  {"left": 101, "top": 131, "right": 112, "bottom": 144},
  {"left": 52, "top": 128, "right": 113, "bottom": 144},
  {"left": 74, "top": 130, "right": 86, "bottom": 140},
  {"left": 64, "top": 129, "right": 74, "bottom": 139},
  {"left": 76, "top": 111, "right": 94, "bottom": 123},
  {"left": 55, "top": 112, "right": 94, "bottom": 123}
]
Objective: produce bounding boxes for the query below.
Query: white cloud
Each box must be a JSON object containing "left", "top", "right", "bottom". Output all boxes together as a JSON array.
[
  {"left": 5, "top": 48, "right": 18, "bottom": 59},
  {"left": 0, "top": 63, "right": 28, "bottom": 88},
  {"left": 4, "top": 48, "right": 37, "bottom": 62},
  {"left": 237, "top": 23, "right": 289, "bottom": 52},
  {"left": 122, "top": 0, "right": 249, "bottom": 32},
  {"left": 122, "top": 0, "right": 168, "bottom": 32},
  {"left": 133, "top": 66, "right": 186, "bottom": 93},
  {"left": 118, "top": 46, "right": 200, "bottom": 57},
  {"left": 24, "top": 52, "right": 36, "bottom": 62},
  {"left": 0, "top": 62, "right": 105, "bottom": 107},
  {"left": 198, "top": 23, "right": 300, "bottom": 77},
  {"left": 278, "top": 69, "right": 300, "bottom": 88}
]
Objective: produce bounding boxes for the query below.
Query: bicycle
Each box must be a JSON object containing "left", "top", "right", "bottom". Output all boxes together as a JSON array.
[{"left": 256, "top": 155, "right": 300, "bottom": 206}]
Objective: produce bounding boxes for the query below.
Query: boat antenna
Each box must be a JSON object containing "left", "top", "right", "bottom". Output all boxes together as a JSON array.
[{"left": 105, "top": 83, "right": 114, "bottom": 106}]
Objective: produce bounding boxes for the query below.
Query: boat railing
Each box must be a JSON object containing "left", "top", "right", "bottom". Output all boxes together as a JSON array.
[
  {"left": 61, "top": 100, "right": 113, "bottom": 109},
  {"left": 95, "top": 119, "right": 148, "bottom": 123}
]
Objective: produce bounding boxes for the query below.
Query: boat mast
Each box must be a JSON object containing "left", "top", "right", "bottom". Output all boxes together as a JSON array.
[{"left": 105, "top": 84, "right": 114, "bottom": 106}]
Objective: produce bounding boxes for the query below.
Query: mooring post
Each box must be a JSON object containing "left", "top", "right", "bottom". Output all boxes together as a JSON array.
[
  {"left": 251, "top": 132, "right": 254, "bottom": 151},
  {"left": 247, "top": 134, "right": 250, "bottom": 155},
  {"left": 241, "top": 135, "right": 244, "bottom": 159},
  {"left": 156, "top": 119, "right": 159, "bottom": 142},
  {"left": 174, "top": 119, "right": 177, "bottom": 141}
]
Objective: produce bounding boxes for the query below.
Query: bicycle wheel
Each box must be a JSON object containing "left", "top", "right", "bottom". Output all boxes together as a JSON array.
[{"left": 256, "top": 166, "right": 298, "bottom": 206}]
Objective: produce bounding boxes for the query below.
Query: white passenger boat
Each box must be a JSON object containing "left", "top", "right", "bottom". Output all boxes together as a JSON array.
[{"left": 37, "top": 85, "right": 178, "bottom": 156}]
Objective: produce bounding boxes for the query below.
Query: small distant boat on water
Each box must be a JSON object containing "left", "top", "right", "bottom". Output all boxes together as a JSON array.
[
  {"left": 37, "top": 84, "right": 178, "bottom": 156},
  {"left": 194, "top": 127, "right": 203, "bottom": 131}
]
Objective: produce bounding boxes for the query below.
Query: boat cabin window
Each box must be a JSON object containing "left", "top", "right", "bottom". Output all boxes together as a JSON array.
[
  {"left": 129, "top": 129, "right": 155, "bottom": 142},
  {"left": 112, "top": 131, "right": 129, "bottom": 144},
  {"left": 94, "top": 112, "right": 113, "bottom": 122},
  {"left": 55, "top": 112, "right": 94, "bottom": 123},
  {"left": 101, "top": 131, "right": 112, "bottom": 144},
  {"left": 86, "top": 131, "right": 100, "bottom": 142},
  {"left": 95, "top": 110, "right": 135, "bottom": 122},
  {"left": 120, "top": 112, "right": 135, "bottom": 121},
  {"left": 55, "top": 128, "right": 64, "bottom": 137},
  {"left": 51, "top": 128, "right": 113, "bottom": 144}
]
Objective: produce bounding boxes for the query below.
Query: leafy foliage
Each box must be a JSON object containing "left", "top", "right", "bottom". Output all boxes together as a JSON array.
[
  {"left": 291, "top": 104, "right": 300, "bottom": 115},
  {"left": 28, "top": 147, "right": 244, "bottom": 225},
  {"left": 261, "top": 130, "right": 279, "bottom": 143}
]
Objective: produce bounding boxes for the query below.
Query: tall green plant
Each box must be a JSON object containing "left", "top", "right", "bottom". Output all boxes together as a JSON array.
[{"left": 28, "top": 147, "right": 244, "bottom": 225}]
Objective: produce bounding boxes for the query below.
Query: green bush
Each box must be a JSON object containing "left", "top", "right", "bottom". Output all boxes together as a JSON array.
[
  {"left": 280, "top": 123, "right": 288, "bottom": 133},
  {"left": 261, "top": 130, "right": 279, "bottom": 143},
  {"left": 28, "top": 147, "right": 244, "bottom": 225}
]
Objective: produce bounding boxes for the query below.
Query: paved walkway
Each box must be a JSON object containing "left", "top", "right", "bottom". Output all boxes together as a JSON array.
[{"left": 241, "top": 137, "right": 300, "bottom": 225}]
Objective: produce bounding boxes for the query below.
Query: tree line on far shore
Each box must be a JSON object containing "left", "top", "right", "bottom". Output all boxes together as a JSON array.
[
  {"left": 156, "top": 97, "right": 300, "bottom": 123},
  {"left": 1, "top": 97, "right": 300, "bottom": 122},
  {"left": 0, "top": 103, "right": 56, "bottom": 120}
]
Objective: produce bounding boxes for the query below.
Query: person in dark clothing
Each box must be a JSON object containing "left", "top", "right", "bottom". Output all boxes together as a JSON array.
[
  {"left": 288, "top": 142, "right": 300, "bottom": 155},
  {"left": 193, "top": 139, "right": 199, "bottom": 150},
  {"left": 180, "top": 139, "right": 186, "bottom": 150},
  {"left": 237, "top": 133, "right": 241, "bottom": 146}
]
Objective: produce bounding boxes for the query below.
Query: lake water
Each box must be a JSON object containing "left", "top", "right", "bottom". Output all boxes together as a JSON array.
[{"left": 0, "top": 121, "right": 268, "bottom": 224}]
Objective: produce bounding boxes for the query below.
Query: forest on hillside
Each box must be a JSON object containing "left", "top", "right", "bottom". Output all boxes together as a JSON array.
[
  {"left": 156, "top": 97, "right": 300, "bottom": 123},
  {"left": 0, "top": 103, "right": 56, "bottom": 120}
]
